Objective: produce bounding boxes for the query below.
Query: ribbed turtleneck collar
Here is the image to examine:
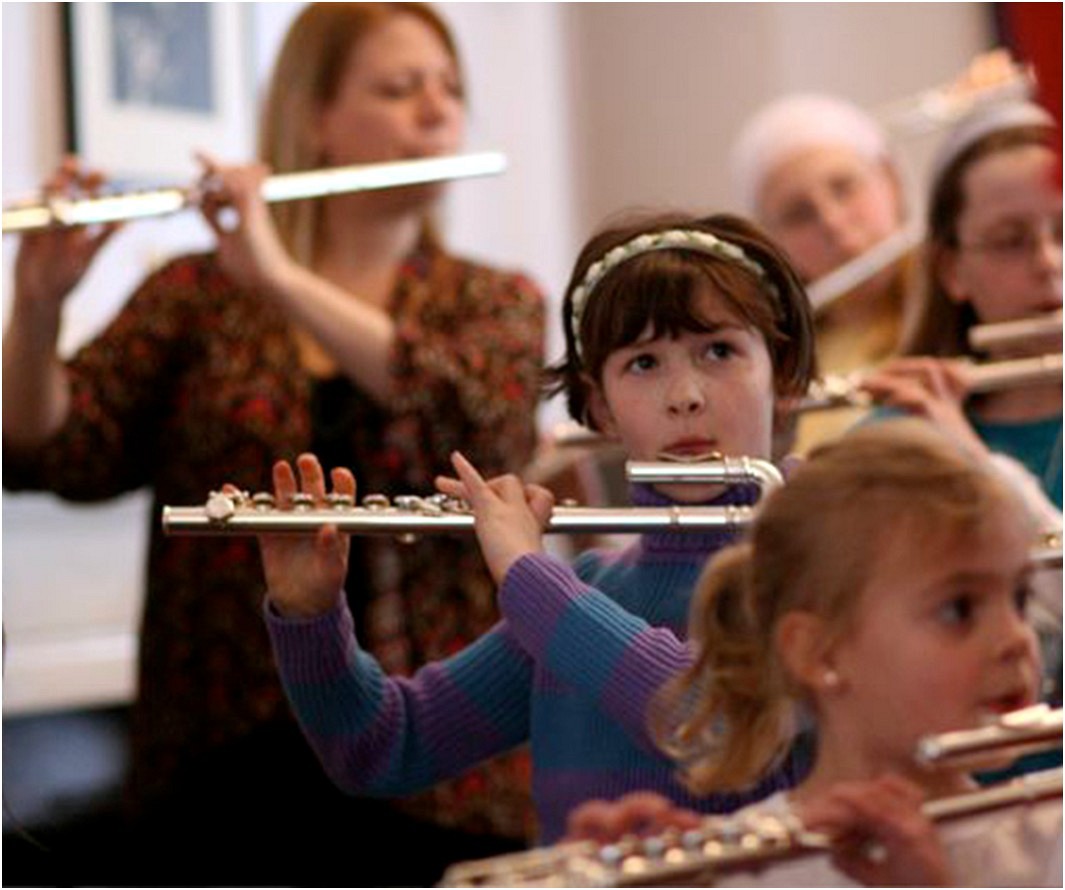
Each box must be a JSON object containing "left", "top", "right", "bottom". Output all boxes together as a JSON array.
[{"left": 628, "top": 480, "right": 758, "bottom": 557}]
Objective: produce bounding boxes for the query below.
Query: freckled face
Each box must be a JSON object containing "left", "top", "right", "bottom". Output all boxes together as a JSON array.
[{"left": 589, "top": 285, "right": 777, "bottom": 503}]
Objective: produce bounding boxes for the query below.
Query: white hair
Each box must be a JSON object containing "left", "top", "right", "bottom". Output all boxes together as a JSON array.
[{"left": 731, "top": 93, "right": 891, "bottom": 217}]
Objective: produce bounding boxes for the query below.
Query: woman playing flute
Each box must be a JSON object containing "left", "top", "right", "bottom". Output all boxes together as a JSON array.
[
  {"left": 2, "top": 4, "right": 544, "bottom": 884},
  {"left": 731, "top": 93, "right": 915, "bottom": 453}
]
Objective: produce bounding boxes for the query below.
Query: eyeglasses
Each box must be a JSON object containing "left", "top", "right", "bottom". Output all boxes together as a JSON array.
[{"left": 958, "top": 216, "right": 1063, "bottom": 260}]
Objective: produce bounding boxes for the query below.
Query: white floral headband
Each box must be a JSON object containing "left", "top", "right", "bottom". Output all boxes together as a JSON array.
[{"left": 568, "top": 228, "right": 778, "bottom": 360}]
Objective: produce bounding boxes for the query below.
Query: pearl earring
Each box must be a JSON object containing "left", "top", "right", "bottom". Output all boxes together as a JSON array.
[{"left": 822, "top": 669, "right": 841, "bottom": 690}]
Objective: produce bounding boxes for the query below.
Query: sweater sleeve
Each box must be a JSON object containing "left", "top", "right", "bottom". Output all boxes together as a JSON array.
[
  {"left": 497, "top": 552, "right": 691, "bottom": 752},
  {"left": 3, "top": 256, "right": 202, "bottom": 499},
  {"left": 265, "top": 593, "right": 533, "bottom": 797}
]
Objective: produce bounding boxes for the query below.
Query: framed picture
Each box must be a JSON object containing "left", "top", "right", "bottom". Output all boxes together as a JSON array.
[{"left": 63, "top": 2, "right": 254, "bottom": 185}]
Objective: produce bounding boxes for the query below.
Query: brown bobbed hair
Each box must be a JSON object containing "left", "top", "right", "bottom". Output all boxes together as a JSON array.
[
  {"left": 653, "top": 419, "right": 1030, "bottom": 794},
  {"left": 257, "top": 2, "right": 463, "bottom": 266},
  {"left": 901, "top": 124, "right": 1054, "bottom": 358},
  {"left": 545, "top": 213, "right": 818, "bottom": 428}
]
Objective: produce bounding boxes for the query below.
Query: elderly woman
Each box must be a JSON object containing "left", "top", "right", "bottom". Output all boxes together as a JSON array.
[{"left": 732, "top": 93, "right": 915, "bottom": 451}]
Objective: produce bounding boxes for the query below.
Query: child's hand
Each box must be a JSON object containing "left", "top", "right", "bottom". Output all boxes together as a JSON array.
[
  {"left": 564, "top": 791, "right": 702, "bottom": 843},
  {"left": 859, "top": 357, "right": 989, "bottom": 459},
  {"left": 796, "top": 774, "right": 952, "bottom": 887},
  {"left": 249, "top": 453, "right": 353, "bottom": 619},
  {"left": 435, "top": 451, "right": 554, "bottom": 584}
]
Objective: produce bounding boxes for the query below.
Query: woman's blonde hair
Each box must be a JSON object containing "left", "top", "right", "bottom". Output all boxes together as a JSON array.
[
  {"left": 257, "top": 2, "right": 462, "bottom": 265},
  {"left": 654, "top": 419, "right": 1028, "bottom": 794}
]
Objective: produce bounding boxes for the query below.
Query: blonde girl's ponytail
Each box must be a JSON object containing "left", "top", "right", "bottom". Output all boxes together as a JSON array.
[
  {"left": 654, "top": 419, "right": 1033, "bottom": 797},
  {"left": 652, "top": 542, "right": 795, "bottom": 795}
]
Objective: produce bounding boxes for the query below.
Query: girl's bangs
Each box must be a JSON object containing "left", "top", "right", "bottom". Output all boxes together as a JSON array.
[{"left": 581, "top": 256, "right": 765, "bottom": 367}]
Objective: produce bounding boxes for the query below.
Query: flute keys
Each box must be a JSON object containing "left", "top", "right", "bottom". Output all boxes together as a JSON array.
[
  {"left": 426, "top": 492, "right": 470, "bottom": 514},
  {"left": 291, "top": 492, "right": 315, "bottom": 510},
  {"left": 362, "top": 494, "right": 391, "bottom": 510},
  {"left": 326, "top": 492, "right": 355, "bottom": 509},
  {"left": 393, "top": 494, "right": 425, "bottom": 512},
  {"left": 415, "top": 497, "right": 444, "bottom": 516},
  {"left": 252, "top": 492, "right": 276, "bottom": 511},
  {"left": 205, "top": 491, "right": 236, "bottom": 523}
]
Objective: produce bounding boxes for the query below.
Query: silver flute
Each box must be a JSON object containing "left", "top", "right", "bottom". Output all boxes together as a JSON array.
[
  {"left": 968, "top": 311, "right": 1063, "bottom": 352},
  {"left": 441, "top": 772, "right": 1062, "bottom": 887},
  {"left": 797, "top": 352, "right": 1063, "bottom": 413},
  {"left": 1, "top": 152, "right": 507, "bottom": 234},
  {"left": 806, "top": 224, "right": 923, "bottom": 313},
  {"left": 162, "top": 458, "right": 781, "bottom": 538},
  {"left": 917, "top": 704, "right": 1063, "bottom": 768},
  {"left": 440, "top": 710, "right": 1062, "bottom": 887}
]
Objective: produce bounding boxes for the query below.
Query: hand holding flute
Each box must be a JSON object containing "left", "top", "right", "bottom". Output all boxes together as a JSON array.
[
  {"left": 195, "top": 152, "right": 299, "bottom": 299},
  {"left": 251, "top": 454, "right": 354, "bottom": 620},
  {"left": 856, "top": 356, "right": 990, "bottom": 458},
  {"left": 12, "top": 158, "right": 122, "bottom": 312},
  {"left": 436, "top": 451, "right": 556, "bottom": 585},
  {"left": 563, "top": 776, "right": 953, "bottom": 888},
  {"left": 4, "top": 158, "right": 119, "bottom": 449},
  {"left": 253, "top": 451, "right": 556, "bottom": 618},
  {"left": 790, "top": 776, "right": 951, "bottom": 888}
]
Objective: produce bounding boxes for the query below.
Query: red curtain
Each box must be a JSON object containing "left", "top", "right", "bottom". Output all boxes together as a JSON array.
[{"left": 994, "top": 2, "right": 1063, "bottom": 180}]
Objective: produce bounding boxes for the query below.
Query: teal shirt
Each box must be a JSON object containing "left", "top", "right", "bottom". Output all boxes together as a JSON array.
[
  {"left": 972, "top": 413, "right": 1063, "bottom": 510},
  {"left": 864, "top": 408, "right": 1063, "bottom": 510}
]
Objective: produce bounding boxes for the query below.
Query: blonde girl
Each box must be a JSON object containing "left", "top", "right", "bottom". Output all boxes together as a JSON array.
[{"left": 572, "top": 420, "right": 1057, "bottom": 885}]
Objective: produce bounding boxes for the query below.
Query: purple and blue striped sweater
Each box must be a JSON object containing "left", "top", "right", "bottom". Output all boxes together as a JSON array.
[{"left": 265, "top": 484, "right": 805, "bottom": 842}]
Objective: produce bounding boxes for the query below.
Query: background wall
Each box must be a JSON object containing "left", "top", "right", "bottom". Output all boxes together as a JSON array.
[{"left": 2, "top": 3, "right": 992, "bottom": 715}]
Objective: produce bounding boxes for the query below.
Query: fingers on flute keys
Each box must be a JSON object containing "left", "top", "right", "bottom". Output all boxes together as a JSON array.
[
  {"left": 270, "top": 454, "right": 357, "bottom": 509},
  {"left": 195, "top": 150, "right": 272, "bottom": 235},
  {"left": 797, "top": 775, "right": 950, "bottom": 888},
  {"left": 565, "top": 792, "right": 702, "bottom": 844},
  {"left": 444, "top": 451, "right": 555, "bottom": 524}
]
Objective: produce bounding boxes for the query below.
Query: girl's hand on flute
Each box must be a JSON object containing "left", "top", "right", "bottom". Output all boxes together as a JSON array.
[
  {"left": 564, "top": 791, "right": 702, "bottom": 844},
  {"left": 859, "top": 357, "right": 988, "bottom": 458},
  {"left": 196, "top": 152, "right": 297, "bottom": 298},
  {"left": 436, "top": 451, "right": 554, "bottom": 585},
  {"left": 14, "top": 157, "right": 120, "bottom": 311},
  {"left": 250, "top": 453, "right": 353, "bottom": 619},
  {"left": 797, "top": 774, "right": 952, "bottom": 887}
]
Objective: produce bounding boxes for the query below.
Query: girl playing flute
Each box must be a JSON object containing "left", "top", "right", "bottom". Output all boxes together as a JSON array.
[
  {"left": 863, "top": 99, "right": 1061, "bottom": 514},
  {"left": 568, "top": 420, "right": 1060, "bottom": 886},
  {"left": 253, "top": 212, "right": 817, "bottom": 846},
  {"left": 861, "top": 100, "right": 1063, "bottom": 731}
]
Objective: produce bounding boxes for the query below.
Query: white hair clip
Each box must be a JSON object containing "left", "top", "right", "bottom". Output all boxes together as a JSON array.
[{"left": 569, "top": 228, "right": 778, "bottom": 359}]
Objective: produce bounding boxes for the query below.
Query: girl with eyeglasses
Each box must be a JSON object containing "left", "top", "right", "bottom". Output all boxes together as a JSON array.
[
  {"left": 862, "top": 100, "right": 1061, "bottom": 514},
  {"left": 859, "top": 101, "right": 1062, "bottom": 747}
]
